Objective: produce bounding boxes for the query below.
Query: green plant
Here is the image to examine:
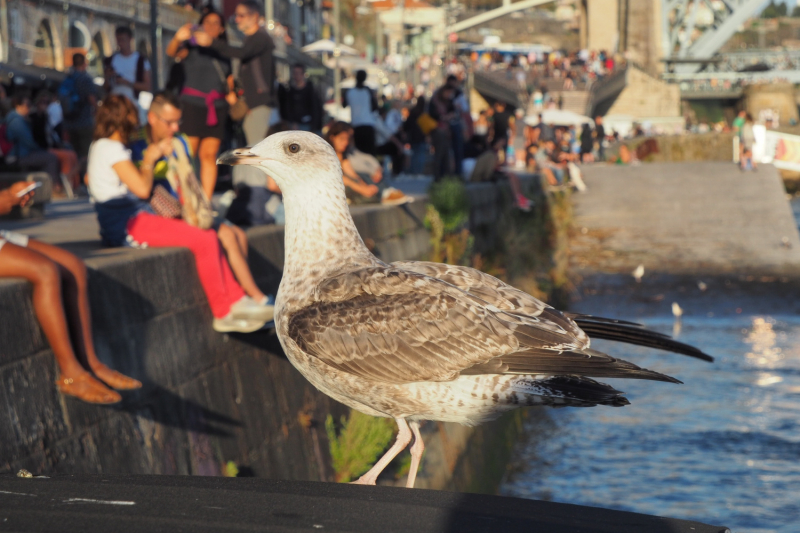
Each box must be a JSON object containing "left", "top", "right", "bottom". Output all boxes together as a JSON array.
[
  {"left": 325, "top": 411, "right": 395, "bottom": 483},
  {"left": 425, "top": 178, "right": 474, "bottom": 265},
  {"left": 426, "top": 177, "right": 469, "bottom": 233}
]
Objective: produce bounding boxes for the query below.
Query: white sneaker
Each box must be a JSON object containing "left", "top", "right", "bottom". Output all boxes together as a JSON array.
[
  {"left": 213, "top": 315, "right": 267, "bottom": 333},
  {"left": 229, "top": 296, "right": 275, "bottom": 322}
]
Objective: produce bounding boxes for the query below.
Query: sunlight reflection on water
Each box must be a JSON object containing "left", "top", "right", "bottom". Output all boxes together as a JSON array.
[{"left": 500, "top": 314, "right": 800, "bottom": 533}]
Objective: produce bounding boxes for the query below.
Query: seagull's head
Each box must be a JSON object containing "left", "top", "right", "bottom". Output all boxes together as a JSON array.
[{"left": 217, "top": 131, "right": 342, "bottom": 195}]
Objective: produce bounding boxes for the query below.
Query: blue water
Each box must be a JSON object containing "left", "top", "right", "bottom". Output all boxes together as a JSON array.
[{"left": 500, "top": 315, "right": 800, "bottom": 532}]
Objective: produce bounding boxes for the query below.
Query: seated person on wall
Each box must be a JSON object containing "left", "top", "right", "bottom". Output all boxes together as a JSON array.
[
  {"left": 4, "top": 92, "right": 61, "bottom": 187},
  {"left": 127, "top": 91, "right": 276, "bottom": 311},
  {"left": 31, "top": 91, "right": 80, "bottom": 192},
  {"left": 469, "top": 136, "right": 532, "bottom": 211},
  {"left": 539, "top": 139, "right": 568, "bottom": 184},
  {"left": 324, "top": 121, "right": 410, "bottom": 206},
  {"left": 0, "top": 182, "right": 141, "bottom": 404},
  {"left": 526, "top": 143, "right": 559, "bottom": 187},
  {"left": 86, "top": 94, "right": 273, "bottom": 333}
]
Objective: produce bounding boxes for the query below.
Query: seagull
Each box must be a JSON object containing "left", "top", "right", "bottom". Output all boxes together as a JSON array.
[
  {"left": 672, "top": 302, "right": 683, "bottom": 319},
  {"left": 632, "top": 264, "right": 645, "bottom": 283},
  {"left": 218, "top": 132, "right": 713, "bottom": 489}
]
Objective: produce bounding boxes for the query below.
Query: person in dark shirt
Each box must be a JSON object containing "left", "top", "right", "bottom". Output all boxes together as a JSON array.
[
  {"left": 428, "top": 85, "right": 456, "bottom": 180},
  {"left": 167, "top": 9, "right": 232, "bottom": 199},
  {"left": 491, "top": 101, "right": 515, "bottom": 150},
  {"left": 278, "top": 63, "right": 322, "bottom": 133},
  {"left": 62, "top": 53, "right": 98, "bottom": 168},
  {"left": 579, "top": 122, "right": 594, "bottom": 163},
  {"left": 194, "top": 0, "right": 277, "bottom": 224},
  {"left": 403, "top": 96, "right": 428, "bottom": 174},
  {"left": 594, "top": 115, "right": 606, "bottom": 161}
]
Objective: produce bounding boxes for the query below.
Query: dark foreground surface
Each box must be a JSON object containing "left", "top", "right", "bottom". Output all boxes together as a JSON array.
[{"left": 0, "top": 475, "right": 729, "bottom": 533}]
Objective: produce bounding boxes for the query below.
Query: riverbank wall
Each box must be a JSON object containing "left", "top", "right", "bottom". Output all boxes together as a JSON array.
[
  {"left": 0, "top": 176, "right": 557, "bottom": 493},
  {"left": 609, "top": 132, "right": 735, "bottom": 163}
]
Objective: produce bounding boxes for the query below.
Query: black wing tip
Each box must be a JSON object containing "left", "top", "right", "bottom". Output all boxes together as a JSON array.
[{"left": 573, "top": 315, "right": 715, "bottom": 363}]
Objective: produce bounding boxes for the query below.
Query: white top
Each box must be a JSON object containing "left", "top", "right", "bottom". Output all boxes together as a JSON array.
[
  {"left": 346, "top": 87, "right": 375, "bottom": 127},
  {"left": 109, "top": 51, "right": 151, "bottom": 85},
  {"left": 87, "top": 138, "right": 135, "bottom": 203}
]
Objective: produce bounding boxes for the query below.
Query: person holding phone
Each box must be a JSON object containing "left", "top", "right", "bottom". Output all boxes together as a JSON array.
[
  {"left": 0, "top": 182, "right": 141, "bottom": 404},
  {"left": 166, "top": 9, "right": 232, "bottom": 200}
]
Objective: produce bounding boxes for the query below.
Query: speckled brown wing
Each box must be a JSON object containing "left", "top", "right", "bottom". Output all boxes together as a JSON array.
[
  {"left": 392, "top": 261, "right": 589, "bottom": 346},
  {"left": 287, "top": 266, "right": 584, "bottom": 385},
  {"left": 394, "top": 261, "right": 713, "bottom": 363}
]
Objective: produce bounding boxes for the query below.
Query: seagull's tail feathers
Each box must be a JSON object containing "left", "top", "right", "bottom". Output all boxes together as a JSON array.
[
  {"left": 465, "top": 348, "right": 682, "bottom": 384},
  {"left": 510, "top": 375, "right": 631, "bottom": 407},
  {"left": 568, "top": 313, "right": 714, "bottom": 362}
]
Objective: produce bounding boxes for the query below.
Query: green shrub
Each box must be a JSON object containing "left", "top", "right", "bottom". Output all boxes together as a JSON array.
[
  {"left": 325, "top": 411, "right": 396, "bottom": 483},
  {"left": 426, "top": 177, "right": 469, "bottom": 233}
]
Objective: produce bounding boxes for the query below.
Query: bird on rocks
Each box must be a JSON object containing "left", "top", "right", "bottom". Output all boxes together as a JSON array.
[
  {"left": 218, "top": 132, "right": 713, "bottom": 489},
  {"left": 632, "top": 264, "right": 645, "bottom": 283}
]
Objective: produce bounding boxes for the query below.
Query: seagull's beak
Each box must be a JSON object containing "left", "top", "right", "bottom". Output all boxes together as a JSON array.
[{"left": 216, "top": 148, "right": 268, "bottom": 166}]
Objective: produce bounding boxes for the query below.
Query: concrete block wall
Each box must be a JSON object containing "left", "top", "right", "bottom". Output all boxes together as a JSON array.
[
  {"left": 610, "top": 132, "right": 735, "bottom": 163},
  {"left": 606, "top": 66, "right": 682, "bottom": 119}
]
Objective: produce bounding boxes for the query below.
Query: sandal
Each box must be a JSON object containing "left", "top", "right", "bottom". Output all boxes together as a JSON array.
[
  {"left": 91, "top": 365, "right": 142, "bottom": 391},
  {"left": 56, "top": 374, "right": 121, "bottom": 404}
]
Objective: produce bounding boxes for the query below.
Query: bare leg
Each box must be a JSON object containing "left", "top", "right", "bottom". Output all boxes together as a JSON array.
[
  {"left": 187, "top": 136, "right": 201, "bottom": 162},
  {"left": 217, "top": 224, "right": 266, "bottom": 301},
  {"left": 231, "top": 224, "right": 249, "bottom": 258},
  {"left": 27, "top": 239, "right": 141, "bottom": 390},
  {"left": 0, "top": 242, "right": 119, "bottom": 403},
  {"left": 506, "top": 172, "right": 524, "bottom": 198},
  {"left": 198, "top": 137, "right": 222, "bottom": 200},
  {"left": 351, "top": 418, "right": 412, "bottom": 485},
  {"left": 406, "top": 421, "right": 424, "bottom": 489}
]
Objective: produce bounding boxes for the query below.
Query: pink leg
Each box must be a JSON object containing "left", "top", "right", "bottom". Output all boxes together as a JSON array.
[
  {"left": 406, "top": 421, "right": 424, "bottom": 489},
  {"left": 351, "top": 418, "right": 412, "bottom": 486}
]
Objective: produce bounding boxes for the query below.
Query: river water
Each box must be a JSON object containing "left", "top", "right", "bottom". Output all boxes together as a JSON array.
[{"left": 499, "top": 200, "right": 800, "bottom": 533}]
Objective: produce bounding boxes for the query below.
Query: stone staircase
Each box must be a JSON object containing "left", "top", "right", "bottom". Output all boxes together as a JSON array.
[{"left": 557, "top": 90, "right": 591, "bottom": 115}]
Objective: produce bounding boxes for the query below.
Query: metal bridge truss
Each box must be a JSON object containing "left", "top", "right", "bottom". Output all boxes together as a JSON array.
[{"left": 662, "top": 0, "right": 764, "bottom": 72}]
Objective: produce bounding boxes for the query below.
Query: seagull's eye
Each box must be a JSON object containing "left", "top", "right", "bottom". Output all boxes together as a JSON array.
[{"left": 288, "top": 143, "right": 301, "bottom": 154}]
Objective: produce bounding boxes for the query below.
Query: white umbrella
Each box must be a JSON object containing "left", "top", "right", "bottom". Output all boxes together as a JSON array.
[
  {"left": 524, "top": 109, "right": 593, "bottom": 127},
  {"left": 301, "top": 39, "right": 360, "bottom": 56}
]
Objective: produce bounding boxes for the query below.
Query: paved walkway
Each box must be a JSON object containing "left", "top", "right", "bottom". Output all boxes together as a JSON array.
[
  {"left": 570, "top": 162, "right": 800, "bottom": 276},
  {"left": 0, "top": 178, "right": 431, "bottom": 259}
]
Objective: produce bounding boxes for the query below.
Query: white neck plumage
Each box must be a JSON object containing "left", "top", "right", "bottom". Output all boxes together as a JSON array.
[{"left": 278, "top": 178, "right": 378, "bottom": 307}]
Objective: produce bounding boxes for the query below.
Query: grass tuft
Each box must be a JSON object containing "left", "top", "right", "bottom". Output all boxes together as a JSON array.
[{"left": 325, "top": 411, "right": 396, "bottom": 483}]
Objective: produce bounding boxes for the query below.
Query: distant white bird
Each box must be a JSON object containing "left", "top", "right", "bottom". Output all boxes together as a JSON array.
[
  {"left": 672, "top": 302, "right": 683, "bottom": 319},
  {"left": 781, "top": 236, "right": 792, "bottom": 249},
  {"left": 217, "top": 132, "right": 712, "bottom": 489},
  {"left": 632, "top": 264, "right": 645, "bottom": 283},
  {"left": 697, "top": 281, "right": 707, "bottom": 292}
]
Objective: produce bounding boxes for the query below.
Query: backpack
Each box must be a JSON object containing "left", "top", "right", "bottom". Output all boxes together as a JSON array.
[{"left": 58, "top": 73, "right": 83, "bottom": 119}]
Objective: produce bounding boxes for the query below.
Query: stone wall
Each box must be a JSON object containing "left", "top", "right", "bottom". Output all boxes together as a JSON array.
[
  {"left": 583, "top": 0, "right": 619, "bottom": 53},
  {"left": 605, "top": 66, "right": 682, "bottom": 119},
  {"left": 610, "top": 132, "right": 735, "bottom": 163},
  {"left": 0, "top": 200, "right": 427, "bottom": 480},
  {"left": 744, "top": 83, "right": 800, "bottom": 126},
  {"left": 0, "top": 184, "right": 543, "bottom": 494}
]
